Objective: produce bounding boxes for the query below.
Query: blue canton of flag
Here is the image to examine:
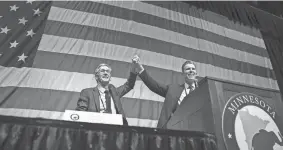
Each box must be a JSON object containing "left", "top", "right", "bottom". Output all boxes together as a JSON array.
[{"left": 0, "top": 0, "right": 51, "bottom": 67}]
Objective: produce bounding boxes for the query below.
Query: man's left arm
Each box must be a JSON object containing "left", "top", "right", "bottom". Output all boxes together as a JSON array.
[{"left": 117, "top": 71, "right": 137, "bottom": 97}]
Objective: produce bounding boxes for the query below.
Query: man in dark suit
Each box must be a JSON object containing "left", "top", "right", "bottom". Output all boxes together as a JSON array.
[
  {"left": 132, "top": 55, "right": 198, "bottom": 128},
  {"left": 76, "top": 63, "right": 138, "bottom": 125}
]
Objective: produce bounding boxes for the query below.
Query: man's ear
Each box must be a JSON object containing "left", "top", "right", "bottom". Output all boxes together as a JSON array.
[{"left": 95, "top": 75, "right": 99, "bottom": 82}]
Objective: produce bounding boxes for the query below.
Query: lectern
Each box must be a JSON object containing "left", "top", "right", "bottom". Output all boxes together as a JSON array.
[{"left": 166, "top": 77, "right": 283, "bottom": 150}]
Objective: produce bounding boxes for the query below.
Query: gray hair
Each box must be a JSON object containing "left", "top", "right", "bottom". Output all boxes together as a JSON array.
[{"left": 94, "top": 63, "right": 112, "bottom": 77}]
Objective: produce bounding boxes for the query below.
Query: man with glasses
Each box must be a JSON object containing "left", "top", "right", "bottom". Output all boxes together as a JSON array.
[{"left": 76, "top": 62, "right": 138, "bottom": 125}]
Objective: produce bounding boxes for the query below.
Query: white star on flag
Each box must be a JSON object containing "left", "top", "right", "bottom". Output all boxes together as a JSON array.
[
  {"left": 0, "top": 54, "right": 2, "bottom": 57},
  {"left": 0, "top": 1, "right": 49, "bottom": 68},
  {"left": 26, "top": 0, "right": 35, "bottom": 4},
  {"left": 0, "top": 26, "right": 11, "bottom": 34},
  {"left": 10, "top": 5, "right": 19, "bottom": 11},
  {"left": 228, "top": 133, "right": 232, "bottom": 139},
  {"left": 18, "top": 53, "right": 28, "bottom": 62},
  {"left": 33, "top": 8, "right": 42, "bottom": 16},
  {"left": 19, "top": 17, "right": 28, "bottom": 25},
  {"left": 10, "top": 40, "right": 19, "bottom": 48},
  {"left": 26, "top": 29, "right": 35, "bottom": 37}
]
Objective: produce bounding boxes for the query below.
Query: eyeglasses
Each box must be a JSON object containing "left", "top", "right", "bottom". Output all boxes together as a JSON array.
[{"left": 99, "top": 69, "right": 111, "bottom": 73}]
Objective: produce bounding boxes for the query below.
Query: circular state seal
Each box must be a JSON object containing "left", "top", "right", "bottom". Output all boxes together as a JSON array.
[
  {"left": 222, "top": 92, "right": 283, "bottom": 150},
  {"left": 70, "top": 114, "right": 79, "bottom": 121}
]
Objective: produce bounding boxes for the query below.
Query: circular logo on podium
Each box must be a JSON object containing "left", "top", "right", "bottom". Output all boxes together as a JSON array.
[
  {"left": 222, "top": 92, "right": 283, "bottom": 150},
  {"left": 70, "top": 114, "right": 79, "bottom": 121}
]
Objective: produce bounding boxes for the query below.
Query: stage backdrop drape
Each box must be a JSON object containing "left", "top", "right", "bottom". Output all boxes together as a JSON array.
[
  {"left": 0, "top": 116, "right": 217, "bottom": 150},
  {"left": 0, "top": 1, "right": 280, "bottom": 128}
]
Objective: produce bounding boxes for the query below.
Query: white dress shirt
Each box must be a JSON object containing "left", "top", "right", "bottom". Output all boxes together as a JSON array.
[
  {"left": 97, "top": 85, "right": 117, "bottom": 114},
  {"left": 178, "top": 83, "right": 195, "bottom": 105}
]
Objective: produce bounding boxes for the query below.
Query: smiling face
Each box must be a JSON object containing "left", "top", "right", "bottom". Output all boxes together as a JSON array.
[
  {"left": 95, "top": 65, "right": 112, "bottom": 86},
  {"left": 182, "top": 63, "right": 197, "bottom": 84}
]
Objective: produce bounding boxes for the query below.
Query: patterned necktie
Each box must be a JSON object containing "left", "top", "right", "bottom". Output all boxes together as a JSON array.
[
  {"left": 188, "top": 84, "right": 195, "bottom": 91},
  {"left": 104, "top": 90, "right": 112, "bottom": 113}
]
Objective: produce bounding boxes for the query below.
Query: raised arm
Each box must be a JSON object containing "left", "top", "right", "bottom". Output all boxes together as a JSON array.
[
  {"left": 139, "top": 69, "right": 168, "bottom": 97},
  {"left": 133, "top": 55, "right": 168, "bottom": 97},
  {"left": 116, "top": 71, "right": 137, "bottom": 97}
]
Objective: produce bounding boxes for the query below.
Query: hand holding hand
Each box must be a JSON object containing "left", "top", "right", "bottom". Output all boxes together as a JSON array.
[
  {"left": 132, "top": 55, "right": 140, "bottom": 63},
  {"left": 131, "top": 55, "right": 144, "bottom": 74}
]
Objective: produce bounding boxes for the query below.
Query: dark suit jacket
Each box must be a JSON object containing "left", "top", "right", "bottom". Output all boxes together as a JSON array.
[
  {"left": 139, "top": 70, "right": 185, "bottom": 128},
  {"left": 76, "top": 72, "right": 137, "bottom": 126}
]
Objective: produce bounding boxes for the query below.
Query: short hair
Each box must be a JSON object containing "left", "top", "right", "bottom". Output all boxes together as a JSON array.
[
  {"left": 181, "top": 60, "right": 196, "bottom": 73},
  {"left": 94, "top": 63, "right": 112, "bottom": 77}
]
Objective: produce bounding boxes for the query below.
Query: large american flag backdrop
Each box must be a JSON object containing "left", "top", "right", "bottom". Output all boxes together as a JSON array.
[{"left": 0, "top": 1, "right": 278, "bottom": 127}]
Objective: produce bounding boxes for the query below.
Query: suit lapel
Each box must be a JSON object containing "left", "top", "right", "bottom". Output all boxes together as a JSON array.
[
  {"left": 175, "top": 84, "right": 185, "bottom": 103},
  {"left": 109, "top": 84, "right": 123, "bottom": 114},
  {"left": 109, "top": 85, "right": 118, "bottom": 107},
  {"left": 177, "top": 84, "right": 185, "bottom": 97},
  {"left": 171, "top": 84, "right": 185, "bottom": 112},
  {"left": 92, "top": 87, "right": 100, "bottom": 112}
]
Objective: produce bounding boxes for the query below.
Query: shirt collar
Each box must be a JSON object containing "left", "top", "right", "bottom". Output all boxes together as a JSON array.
[
  {"left": 184, "top": 82, "right": 195, "bottom": 90},
  {"left": 97, "top": 84, "right": 109, "bottom": 93}
]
